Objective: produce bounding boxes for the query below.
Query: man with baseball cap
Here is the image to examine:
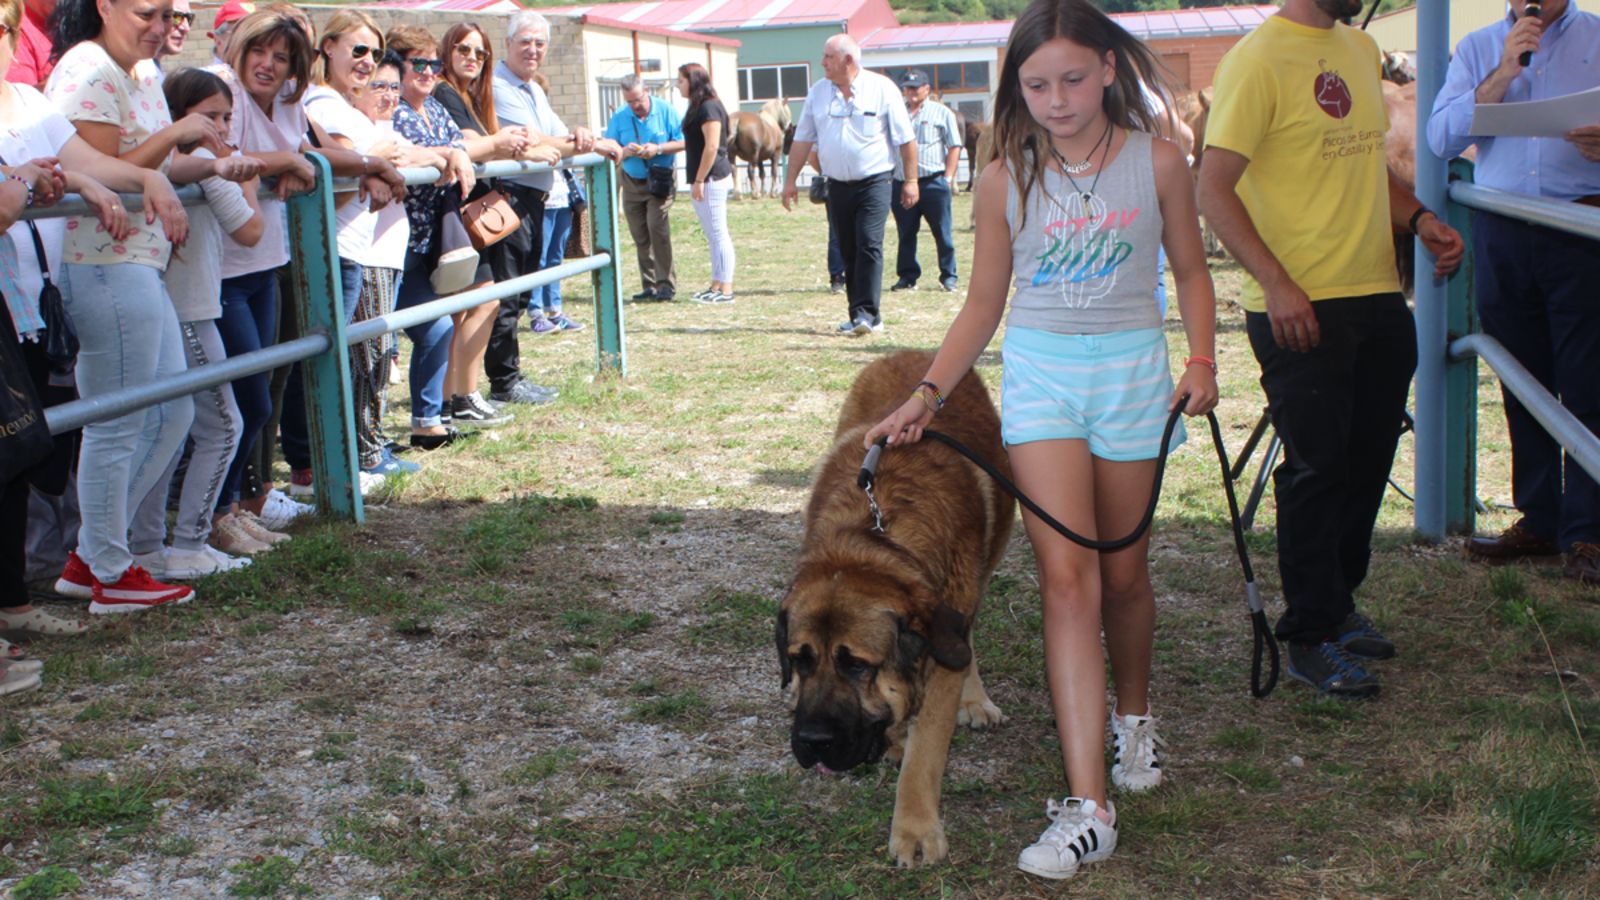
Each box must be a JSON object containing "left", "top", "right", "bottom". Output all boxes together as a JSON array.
[
  {"left": 209, "top": 0, "right": 257, "bottom": 67},
  {"left": 890, "top": 68, "right": 962, "bottom": 293}
]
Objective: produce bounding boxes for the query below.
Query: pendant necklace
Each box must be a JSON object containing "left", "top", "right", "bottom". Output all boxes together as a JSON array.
[{"left": 1050, "top": 119, "right": 1114, "bottom": 219}]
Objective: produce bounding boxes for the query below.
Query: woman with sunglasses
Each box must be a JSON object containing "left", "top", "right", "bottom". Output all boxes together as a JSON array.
[
  {"left": 431, "top": 21, "right": 556, "bottom": 426},
  {"left": 200, "top": 8, "right": 408, "bottom": 529},
  {"left": 302, "top": 10, "right": 444, "bottom": 474},
  {"left": 386, "top": 24, "right": 475, "bottom": 450}
]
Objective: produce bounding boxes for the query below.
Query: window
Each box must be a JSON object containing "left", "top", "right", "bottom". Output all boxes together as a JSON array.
[
  {"left": 871, "top": 62, "right": 990, "bottom": 93},
  {"left": 738, "top": 64, "right": 810, "bottom": 102}
]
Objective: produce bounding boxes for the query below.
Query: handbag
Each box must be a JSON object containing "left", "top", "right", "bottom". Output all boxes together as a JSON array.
[
  {"left": 430, "top": 210, "right": 481, "bottom": 296},
  {"left": 27, "top": 221, "right": 77, "bottom": 387},
  {"left": 460, "top": 187, "right": 521, "bottom": 251},
  {"left": 809, "top": 176, "right": 829, "bottom": 205},
  {"left": 564, "top": 168, "right": 587, "bottom": 214},
  {"left": 0, "top": 302, "right": 54, "bottom": 484},
  {"left": 633, "top": 115, "right": 676, "bottom": 199}
]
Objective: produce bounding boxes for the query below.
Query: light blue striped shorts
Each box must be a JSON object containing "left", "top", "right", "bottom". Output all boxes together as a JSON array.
[{"left": 1000, "top": 325, "right": 1187, "bottom": 460}]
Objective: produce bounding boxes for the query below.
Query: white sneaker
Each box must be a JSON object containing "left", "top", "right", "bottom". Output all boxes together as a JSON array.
[
  {"left": 1111, "top": 710, "right": 1168, "bottom": 792},
  {"left": 258, "top": 490, "right": 314, "bottom": 531},
  {"left": 130, "top": 548, "right": 168, "bottom": 578},
  {"left": 1017, "top": 797, "right": 1117, "bottom": 880},
  {"left": 163, "top": 545, "right": 252, "bottom": 580}
]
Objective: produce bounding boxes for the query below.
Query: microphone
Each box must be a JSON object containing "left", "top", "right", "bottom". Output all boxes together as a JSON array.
[{"left": 1520, "top": 0, "right": 1541, "bottom": 67}]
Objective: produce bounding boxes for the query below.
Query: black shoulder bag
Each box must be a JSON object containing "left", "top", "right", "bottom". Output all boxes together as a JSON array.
[
  {"left": 27, "top": 221, "right": 77, "bottom": 387},
  {"left": 634, "top": 116, "right": 676, "bottom": 199},
  {"left": 0, "top": 296, "right": 53, "bottom": 484}
]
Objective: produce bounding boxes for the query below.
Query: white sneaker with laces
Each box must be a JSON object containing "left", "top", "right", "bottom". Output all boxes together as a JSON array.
[
  {"left": 1111, "top": 710, "right": 1168, "bottom": 792},
  {"left": 130, "top": 548, "right": 168, "bottom": 578},
  {"left": 1017, "top": 797, "right": 1117, "bottom": 880},
  {"left": 258, "top": 490, "right": 314, "bottom": 531},
  {"left": 164, "top": 545, "right": 252, "bottom": 580}
]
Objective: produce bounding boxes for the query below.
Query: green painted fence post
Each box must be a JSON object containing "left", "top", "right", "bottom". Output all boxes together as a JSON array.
[
  {"left": 285, "top": 153, "right": 362, "bottom": 523},
  {"left": 1446, "top": 157, "right": 1478, "bottom": 535},
  {"left": 586, "top": 160, "right": 626, "bottom": 375}
]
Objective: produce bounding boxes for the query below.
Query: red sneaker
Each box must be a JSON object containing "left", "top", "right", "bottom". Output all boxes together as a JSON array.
[
  {"left": 88, "top": 567, "right": 194, "bottom": 615},
  {"left": 54, "top": 551, "right": 95, "bottom": 600}
]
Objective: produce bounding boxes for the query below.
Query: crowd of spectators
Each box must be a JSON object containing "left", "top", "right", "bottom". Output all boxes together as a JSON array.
[{"left": 0, "top": 0, "right": 609, "bottom": 696}]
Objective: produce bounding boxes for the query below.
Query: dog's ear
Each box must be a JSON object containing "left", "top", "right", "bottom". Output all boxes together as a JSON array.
[
  {"left": 895, "top": 616, "right": 927, "bottom": 677},
  {"left": 926, "top": 603, "right": 972, "bottom": 670},
  {"left": 776, "top": 608, "right": 792, "bottom": 688}
]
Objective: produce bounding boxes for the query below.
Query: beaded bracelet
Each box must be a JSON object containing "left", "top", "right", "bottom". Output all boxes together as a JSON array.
[
  {"left": 915, "top": 380, "right": 944, "bottom": 411},
  {"left": 1185, "top": 356, "right": 1217, "bottom": 375},
  {"left": 8, "top": 173, "right": 33, "bottom": 208}
]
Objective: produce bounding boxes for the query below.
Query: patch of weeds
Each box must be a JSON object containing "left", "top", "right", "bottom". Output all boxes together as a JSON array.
[
  {"left": 2, "top": 718, "right": 28, "bottom": 749},
  {"left": 297, "top": 695, "right": 356, "bottom": 717},
  {"left": 1211, "top": 725, "right": 1264, "bottom": 751},
  {"left": 11, "top": 866, "right": 82, "bottom": 900},
  {"left": 505, "top": 748, "right": 581, "bottom": 786},
  {"left": 240, "top": 621, "right": 278, "bottom": 638},
  {"left": 559, "top": 608, "right": 655, "bottom": 651},
  {"left": 158, "top": 835, "right": 198, "bottom": 857},
  {"left": 1487, "top": 566, "right": 1529, "bottom": 604},
  {"left": 1393, "top": 772, "right": 1456, "bottom": 812},
  {"left": 1492, "top": 780, "right": 1596, "bottom": 873},
  {"left": 1129, "top": 783, "right": 1238, "bottom": 837},
  {"left": 687, "top": 588, "right": 772, "bottom": 650},
  {"left": 180, "top": 763, "right": 257, "bottom": 810},
  {"left": 73, "top": 701, "right": 116, "bottom": 724},
  {"left": 627, "top": 677, "right": 665, "bottom": 696},
  {"left": 1213, "top": 760, "right": 1280, "bottom": 792},
  {"left": 35, "top": 773, "right": 166, "bottom": 836},
  {"left": 312, "top": 747, "right": 347, "bottom": 762},
  {"left": 228, "top": 855, "right": 310, "bottom": 898},
  {"left": 571, "top": 655, "right": 603, "bottom": 674},
  {"left": 647, "top": 511, "right": 685, "bottom": 525},
  {"left": 629, "top": 689, "right": 709, "bottom": 728},
  {"left": 369, "top": 756, "right": 427, "bottom": 796},
  {"left": 324, "top": 732, "right": 357, "bottom": 744},
  {"left": 393, "top": 617, "right": 433, "bottom": 638},
  {"left": 1289, "top": 693, "right": 1365, "bottom": 728}
]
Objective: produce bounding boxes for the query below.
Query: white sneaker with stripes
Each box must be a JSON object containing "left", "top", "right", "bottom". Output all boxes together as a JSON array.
[
  {"left": 1017, "top": 797, "right": 1117, "bottom": 880},
  {"left": 1111, "top": 709, "right": 1167, "bottom": 792}
]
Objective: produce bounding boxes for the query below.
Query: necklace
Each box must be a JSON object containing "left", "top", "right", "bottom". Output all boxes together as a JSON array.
[{"left": 1049, "top": 120, "right": 1114, "bottom": 219}]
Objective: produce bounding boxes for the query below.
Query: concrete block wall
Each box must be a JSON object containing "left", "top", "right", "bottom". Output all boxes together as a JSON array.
[{"left": 1147, "top": 34, "right": 1244, "bottom": 92}]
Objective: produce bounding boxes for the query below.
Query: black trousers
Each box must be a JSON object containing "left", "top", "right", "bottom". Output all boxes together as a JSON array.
[
  {"left": 825, "top": 172, "right": 892, "bottom": 327},
  {"left": 485, "top": 184, "right": 546, "bottom": 396},
  {"left": 1246, "top": 293, "right": 1416, "bottom": 646},
  {"left": 1474, "top": 211, "right": 1600, "bottom": 550},
  {"left": 4, "top": 338, "right": 76, "bottom": 601}
]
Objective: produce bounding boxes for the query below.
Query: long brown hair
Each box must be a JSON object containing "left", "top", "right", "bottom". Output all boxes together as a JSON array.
[
  {"left": 994, "top": 0, "right": 1174, "bottom": 228},
  {"left": 227, "top": 10, "right": 315, "bottom": 104},
  {"left": 439, "top": 21, "right": 498, "bottom": 133},
  {"left": 678, "top": 62, "right": 715, "bottom": 116}
]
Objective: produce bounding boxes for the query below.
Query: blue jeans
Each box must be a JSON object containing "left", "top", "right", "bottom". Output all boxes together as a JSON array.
[
  {"left": 828, "top": 222, "right": 843, "bottom": 280},
  {"left": 397, "top": 250, "right": 454, "bottom": 428},
  {"left": 891, "top": 174, "right": 956, "bottom": 286},
  {"left": 63, "top": 263, "right": 194, "bottom": 582},
  {"left": 282, "top": 257, "right": 363, "bottom": 470},
  {"left": 214, "top": 268, "right": 280, "bottom": 509},
  {"left": 532, "top": 205, "right": 573, "bottom": 314}
]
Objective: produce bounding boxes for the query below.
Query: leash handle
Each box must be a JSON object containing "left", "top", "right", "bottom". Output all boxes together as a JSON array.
[
  {"left": 858, "top": 437, "right": 887, "bottom": 490},
  {"left": 1206, "top": 412, "right": 1279, "bottom": 698}
]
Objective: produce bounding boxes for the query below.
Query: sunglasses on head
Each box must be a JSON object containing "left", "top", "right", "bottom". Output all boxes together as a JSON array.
[
  {"left": 454, "top": 44, "right": 488, "bottom": 63},
  {"left": 406, "top": 57, "right": 444, "bottom": 74},
  {"left": 170, "top": 11, "right": 196, "bottom": 26}
]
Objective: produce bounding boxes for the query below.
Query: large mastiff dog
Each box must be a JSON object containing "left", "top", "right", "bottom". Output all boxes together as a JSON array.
[{"left": 776, "top": 351, "right": 1015, "bottom": 866}]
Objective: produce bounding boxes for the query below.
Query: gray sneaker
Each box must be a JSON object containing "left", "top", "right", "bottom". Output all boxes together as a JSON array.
[
  {"left": 452, "top": 392, "right": 514, "bottom": 426},
  {"left": 489, "top": 381, "right": 558, "bottom": 405}
]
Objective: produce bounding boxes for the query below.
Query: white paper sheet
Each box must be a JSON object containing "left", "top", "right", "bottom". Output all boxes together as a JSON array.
[{"left": 1470, "top": 86, "right": 1600, "bottom": 137}]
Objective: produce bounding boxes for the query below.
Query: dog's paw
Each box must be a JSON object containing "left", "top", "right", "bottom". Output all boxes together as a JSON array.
[
  {"left": 888, "top": 816, "right": 948, "bottom": 867},
  {"left": 957, "top": 696, "right": 1006, "bottom": 730}
]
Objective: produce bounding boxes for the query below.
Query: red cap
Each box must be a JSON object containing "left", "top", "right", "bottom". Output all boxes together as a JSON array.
[{"left": 207, "top": 1, "right": 257, "bottom": 37}]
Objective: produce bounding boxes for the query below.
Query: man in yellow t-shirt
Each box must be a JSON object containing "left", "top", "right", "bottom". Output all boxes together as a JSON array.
[{"left": 1198, "top": 0, "right": 1463, "bottom": 699}]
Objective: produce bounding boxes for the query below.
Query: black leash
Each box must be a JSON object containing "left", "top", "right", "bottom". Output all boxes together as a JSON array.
[{"left": 860, "top": 403, "right": 1280, "bottom": 699}]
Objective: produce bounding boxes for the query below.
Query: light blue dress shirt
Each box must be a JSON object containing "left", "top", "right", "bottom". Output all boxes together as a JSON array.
[
  {"left": 603, "top": 97, "right": 684, "bottom": 180},
  {"left": 492, "top": 61, "right": 567, "bottom": 192},
  {"left": 1427, "top": 4, "right": 1600, "bottom": 201}
]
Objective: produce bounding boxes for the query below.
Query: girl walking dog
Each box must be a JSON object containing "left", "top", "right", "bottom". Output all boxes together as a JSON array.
[{"left": 865, "top": 0, "right": 1219, "bottom": 880}]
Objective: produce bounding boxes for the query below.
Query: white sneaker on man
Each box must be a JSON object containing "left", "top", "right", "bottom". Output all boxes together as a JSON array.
[
  {"left": 1111, "top": 710, "right": 1167, "bottom": 792},
  {"left": 1017, "top": 797, "right": 1117, "bottom": 880},
  {"left": 163, "top": 545, "right": 252, "bottom": 580}
]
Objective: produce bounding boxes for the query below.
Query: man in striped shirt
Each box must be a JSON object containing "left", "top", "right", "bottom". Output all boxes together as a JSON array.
[{"left": 890, "top": 69, "right": 962, "bottom": 294}]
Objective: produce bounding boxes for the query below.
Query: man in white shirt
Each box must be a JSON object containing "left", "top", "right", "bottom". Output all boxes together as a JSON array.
[{"left": 782, "top": 34, "right": 917, "bottom": 335}]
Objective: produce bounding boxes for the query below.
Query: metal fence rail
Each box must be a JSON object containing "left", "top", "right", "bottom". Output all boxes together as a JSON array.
[
  {"left": 1449, "top": 333, "right": 1600, "bottom": 486},
  {"left": 35, "top": 152, "right": 625, "bottom": 523}
]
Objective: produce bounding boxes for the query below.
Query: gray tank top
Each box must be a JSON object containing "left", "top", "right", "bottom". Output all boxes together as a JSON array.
[{"left": 1004, "top": 131, "right": 1163, "bottom": 335}]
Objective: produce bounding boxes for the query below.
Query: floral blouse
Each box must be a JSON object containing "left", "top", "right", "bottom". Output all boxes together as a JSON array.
[
  {"left": 391, "top": 96, "right": 466, "bottom": 254},
  {"left": 47, "top": 44, "right": 173, "bottom": 269}
]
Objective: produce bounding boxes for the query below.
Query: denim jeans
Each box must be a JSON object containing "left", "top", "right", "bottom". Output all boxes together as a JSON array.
[
  {"left": 214, "top": 268, "right": 279, "bottom": 511},
  {"left": 534, "top": 205, "right": 573, "bottom": 314},
  {"left": 397, "top": 250, "right": 454, "bottom": 428},
  {"left": 62, "top": 263, "right": 194, "bottom": 583},
  {"left": 891, "top": 174, "right": 956, "bottom": 286},
  {"left": 282, "top": 257, "right": 363, "bottom": 470}
]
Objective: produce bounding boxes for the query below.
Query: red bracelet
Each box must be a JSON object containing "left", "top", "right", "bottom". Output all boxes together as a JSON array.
[{"left": 1186, "top": 356, "right": 1217, "bottom": 375}]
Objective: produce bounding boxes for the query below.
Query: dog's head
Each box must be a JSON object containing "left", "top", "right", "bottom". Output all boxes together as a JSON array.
[{"left": 776, "top": 564, "right": 970, "bottom": 773}]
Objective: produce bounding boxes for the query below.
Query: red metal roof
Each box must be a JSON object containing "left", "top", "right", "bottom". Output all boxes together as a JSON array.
[
  {"left": 356, "top": 0, "right": 525, "bottom": 11},
  {"left": 579, "top": 13, "right": 743, "bottom": 45},
  {"left": 860, "top": 5, "right": 1276, "bottom": 49},
  {"left": 538, "top": 0, "right": 876, "bottom": 32},
  {"left": 860, "top": 20, "right": 1011, "bottom": 49}
]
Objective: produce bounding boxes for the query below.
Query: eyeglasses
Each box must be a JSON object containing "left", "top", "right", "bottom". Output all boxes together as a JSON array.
[
  {"left": 170, "top": 12, "right": 195, "bottom": 26},
  {"left": 406, "top": 57, "right": 444, "bottom": 75},
  {"left": 826, "top": 94, "right": 856, "bottom": 118},
  {"left": 348, "top": 44, "right": 376, "bottom": 61},
  {"left": 454, "top": 44, "right": 488, "bottom": 63},
  {"left": 369, "top": 81, "right": 400, "bottom": 94}
]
